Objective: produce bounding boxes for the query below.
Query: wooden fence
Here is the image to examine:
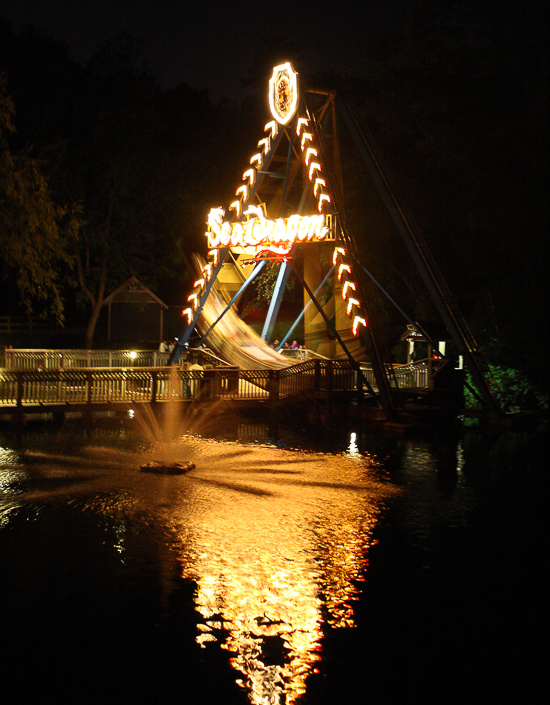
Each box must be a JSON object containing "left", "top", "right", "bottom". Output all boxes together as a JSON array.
[
  {"left": 0, "top": 358, "right": 440, "bottom": 416},
  {"left": 0, "top": 316, "right": 52, "bottom": 335},
  {"left": 0, "top": 346, "right": 322, "bottom": 371},
  {"left": 1, "top": 348, "right": 173, "bottom": 370}
]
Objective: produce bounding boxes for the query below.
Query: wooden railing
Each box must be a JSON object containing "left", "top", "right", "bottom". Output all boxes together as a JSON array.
[
  {"left": 0, "top": 368, "right": 209, "bottom": 408},
  {"left": 1, "top": 348, "right": 172, "bottom": 370},
  {"left": 0, "top": 347, "right": 232, "bottom": 370},
  {"left": 0, "top": 346, "right": 324, "bottom": 370},
  {"left": 392, "top": 359, "right": 447, "bottom": 389},
  {"left": 0, "top": 354, "right": 441, "bottom": 414},
  {"left": 0, "top": 361, "right": 366, "bottom": 410}
]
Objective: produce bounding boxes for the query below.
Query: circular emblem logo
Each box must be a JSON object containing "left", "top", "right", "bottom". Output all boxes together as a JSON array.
[{"left": 269, "top": 62, "right": 298, "bottom": 125}]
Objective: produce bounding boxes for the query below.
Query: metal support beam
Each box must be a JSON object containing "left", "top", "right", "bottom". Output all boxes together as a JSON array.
[
  {"left": 357, "top": 262, "right": 444, "bottom": 357},
  {"left": 279, "top": 128, "right": 295, "bottom": 217},
  {"left": 259, "top": 127, "right": 297, "bottom": 344},
  {"left": 278, "top": 266, "right": 335, "bottom": 350},
  {"left": 170, "top": 249, "right": 229, "bottom": 365},
  {"left": 261, "top": 261, "right": 291, "bottom": 343},
  {"left": 289, "top": 261, "right": 378, "bottom": 402},
  {"left": 306, "top": 100, "right": 398, "bottom": 421}
]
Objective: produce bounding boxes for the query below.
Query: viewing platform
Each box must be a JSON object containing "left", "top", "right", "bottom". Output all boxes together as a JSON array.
[{"left": 1, "top": 348, "right": 460, "bottom": 427}]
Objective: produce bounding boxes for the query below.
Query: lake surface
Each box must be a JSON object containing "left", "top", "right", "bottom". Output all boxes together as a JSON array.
[{"left": 0, "top": 409, "right": 546, "bottom": 704}]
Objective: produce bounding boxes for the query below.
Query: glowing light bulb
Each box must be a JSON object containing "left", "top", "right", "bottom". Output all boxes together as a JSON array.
[
  {"left": 332, "top": 247, "right": 345, "bottom": 265},
  {"left": 243, "top": 168, "right": 256, "bottom": 186},
  {"left": 264, "top": 120, "right": 278, "bottom": 138},
  {"left": 250, "top": 153, "right": 263, "bottom": 167},
  {"left": 296, "top": 117, "right": 309, "bottom": 135},
  {"left": 236, "top": 184, "right": 249, "bottom": 202},
  {"left": 229, "top": 200, "right": 242, "bottom": 217},
  {"left": 308, "top": 162, "right": 321, "bottom": 181},
  {"left": 258, "top": 137, "right": 270, "bottom": 154},
  {"left": 318, "top": 194, "right": 331, "bottom": 211},
  {"left": 353, "top": 316, "right": 367, "bottom": 336},
  {"left": 347, "top": 297, "right": 360, "bottom": 316},
  {"left": 338, "top": 263, "right": 351, "bottom": 281},
  {"left": 313, "top": 178, "right": 326, "bottom": 197},
  {"left": 342, "top": 281, "right": 356, "bottom": 299},
  {"left": 305, "top": 147, "right": 318, "bottom": 166}
]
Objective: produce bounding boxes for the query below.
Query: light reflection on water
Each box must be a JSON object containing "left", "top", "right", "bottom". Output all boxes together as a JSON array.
[
  {"left": 1, "top": 418, "right": 546, "bottom": 703},
  {"left": 0, "top": 430, "right": 394, "bottom": 705},
  {"left": 175, "top": 439, "right": 387, "bottom": 703}
]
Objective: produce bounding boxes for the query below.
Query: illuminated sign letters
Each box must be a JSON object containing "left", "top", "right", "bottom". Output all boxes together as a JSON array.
[{"left": 206, "top": 206, "right": 329, "bottom": 255}]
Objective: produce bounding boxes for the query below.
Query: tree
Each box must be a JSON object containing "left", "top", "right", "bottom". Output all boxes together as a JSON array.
[
  {"left": 61, "top": 35, "right": 187, "bottom": 348},
  {"left": 0, "top": 76, "right": 77, "bottom": 322},
  {"left": 1, "top": 23, "right": 252, "bottom": 348}
]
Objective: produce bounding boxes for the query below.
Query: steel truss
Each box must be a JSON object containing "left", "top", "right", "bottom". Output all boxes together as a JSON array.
[{"left": 171, "top": 80, "right": 502, "bottom": 419}]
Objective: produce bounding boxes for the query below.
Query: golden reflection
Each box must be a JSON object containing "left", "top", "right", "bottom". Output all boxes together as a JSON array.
[
  {"left": 172, "top": 440, "right": 387, "bottom": 704},
  {"left": 347, "top": 432, "right": 360, "bottom": 458},
  {"left": 0, "top": 447, "right": 26, "bottom": 527}
]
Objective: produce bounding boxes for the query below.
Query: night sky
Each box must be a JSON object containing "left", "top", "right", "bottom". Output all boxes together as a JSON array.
[{"left": 1, "top": 0, "right": 418, "bottom": 101}]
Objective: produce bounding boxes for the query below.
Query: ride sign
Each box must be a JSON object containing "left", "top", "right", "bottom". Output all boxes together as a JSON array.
[{"left": 206, "top": 205, "right": 331, "bottom": 256}]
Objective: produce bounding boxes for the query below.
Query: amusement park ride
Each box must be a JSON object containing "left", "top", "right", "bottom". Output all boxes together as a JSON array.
[{"left": 170, "top": 63, "right": 502, "bottom": 421}]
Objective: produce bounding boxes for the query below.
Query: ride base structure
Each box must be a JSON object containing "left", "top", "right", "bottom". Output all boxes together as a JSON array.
[{"left": 170, "top": 63, "right": 503, "bottom": 423}]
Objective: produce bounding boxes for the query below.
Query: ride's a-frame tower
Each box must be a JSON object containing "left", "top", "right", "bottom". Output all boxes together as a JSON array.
[{"left": 171, "top": 62, "right": 502, "bottom": 420}]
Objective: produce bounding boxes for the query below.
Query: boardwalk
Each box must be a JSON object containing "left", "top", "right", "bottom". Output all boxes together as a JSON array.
[{"left": 0, "top": 348, "right": 439, "bottom": 420}]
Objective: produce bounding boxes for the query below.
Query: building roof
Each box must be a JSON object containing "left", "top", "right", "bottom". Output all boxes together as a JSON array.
[
  {"left": 103, "top": 277, "right": 168, "bottom": 309},
  {"left": 400, "top": 321, "right": 451, "bottom": 343}
]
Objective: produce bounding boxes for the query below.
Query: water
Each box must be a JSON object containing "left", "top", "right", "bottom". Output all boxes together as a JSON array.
[{"left": 0, "top": 410, "right": 546, "bottom": 704}]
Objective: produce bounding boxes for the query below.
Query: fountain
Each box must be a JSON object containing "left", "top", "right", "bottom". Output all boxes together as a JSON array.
[
  {"left": 132, "top": 365, "right": 205, "bottom": 473},
  {"left": 139, "top": 459, "right": 195, "bottom": 474}
]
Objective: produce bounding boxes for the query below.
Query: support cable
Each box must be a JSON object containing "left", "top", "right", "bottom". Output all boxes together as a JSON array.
[{"left": 340, "top": 99, "right": 503, "bottom": 413}]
